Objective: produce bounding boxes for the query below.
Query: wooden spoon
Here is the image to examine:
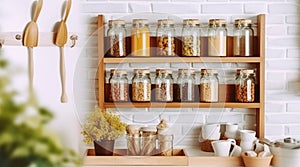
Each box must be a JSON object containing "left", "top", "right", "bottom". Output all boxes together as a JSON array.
[
  {"left": 22, "top": 0, "right": 43, "bottom": 103},
  {"left": 55, "top": 0, "right": 72, "bottom": 103}
]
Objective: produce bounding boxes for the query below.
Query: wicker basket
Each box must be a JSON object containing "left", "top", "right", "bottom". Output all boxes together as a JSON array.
[
  {"left": 199, "top": 140, "right": 215, "bottom": 152},
  {"left": 200, "top": 135, "right": 241, "bottom": 153}
]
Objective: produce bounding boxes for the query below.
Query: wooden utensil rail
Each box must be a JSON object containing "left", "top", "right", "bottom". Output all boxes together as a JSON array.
[{"left": 0, "top": 32, "right": 78, "bottom": 47}]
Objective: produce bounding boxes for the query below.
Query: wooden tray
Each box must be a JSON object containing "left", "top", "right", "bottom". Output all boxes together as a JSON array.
[{"left": 84, "top": 149, "right": 188, "bottom": 166}]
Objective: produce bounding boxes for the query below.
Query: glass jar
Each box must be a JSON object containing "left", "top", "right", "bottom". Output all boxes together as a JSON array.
[
  {"left": 107, "top": 20, "right": 127, "bottom": 57},
  {"left": 233, "top": 19, "right": 254, "bottom": 56},
  {"left": 132, "top": 69, "right": 151, "bottom": 102},
  {"left": 208, "top": 19, "right": 227, "bottom": 57},
  {"left": 176, "top": 69, "right": 196, "bottom": 102},
  {"left": 131, "top": 19, "right": 150, "bottom": 56},
  {"left": 126, "top": 125, "right": 141, "bottom": 156},
  {"left": 157, "top": 134, "right": 173, "bottom": 156},
  {"left": 182, "top": 19, "right": 201, "bottom": 56},
  {"left": 234, "top": 69, "right": 242, "bottom": 102},
  {"left": 155, "top": 69, "right": 173, "bottom": 102},
  {"left": 106, "top": 69, "right": 115, "bottom": 102},
  {"left": 140, "top": 127, "right": 157, "bottom": 156},
  {"left": 200, "top": 69, "right": 219, "bottom": 102},
  {"left": 156, "top": 19, "right": 176, "bottom": 56},
  {"left": 235, "top": 69, "right": 255, "bottom": 102},
  {"left": 109, "top": 70, "right": 129, "bottom": 102}
]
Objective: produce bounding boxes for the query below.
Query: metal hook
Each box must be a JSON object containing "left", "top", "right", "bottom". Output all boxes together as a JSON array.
[
  {"left": 70, "top": 34, "right": 78, "bottom": 48},
  {"left": 15, "top": 34, "right": 22, "bottom": 40}
]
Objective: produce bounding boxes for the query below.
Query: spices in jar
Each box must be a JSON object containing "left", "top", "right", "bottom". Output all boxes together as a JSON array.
[
  {"left": 233, "top": 19, "right": 254, "bottom": 56},
  {"left": 208, "top": 19, "right": 227, "bottom": 57},
  {"left": 175, "top": 69, "right": 196, "bottom": 102},
  {"left": 132, "top": 69, "right": 151, "bottom": 102},
  {"left": 182, "top": 19, "right": 201, "bottom": 56},
  {"left": 235, "top": 69, "right": 255, "bottom": 102},
  {"left": 106, "top": 69, "right": 115, "bottom": 102},
  {"left": 156, "top": 19, "right": 176, "bottom": 56},
  {"left": 200, "top": 69, "right": 219, "bottom": 102},
  {"left": 109, "top": 69, "right": 129, "bottom": 102},
  {"left": 234, "top": 69, "right": 242, "bottom": 102},
  {"left": 107, "top": 20, "right": 127, "bottom": 57},
  {"left": 131, "top": 19, "right": 150, "bottom": 56},
  {"left": 155, "top": 69, "right": 173, "bottom": 102}
]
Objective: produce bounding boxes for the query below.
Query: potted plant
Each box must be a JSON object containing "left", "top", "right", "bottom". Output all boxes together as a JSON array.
[
  {"left": 0, "top": 50, "right": 81, "bottom": 166},
  {"left": 81, "top": 107, "right": 127, "bottom": 156}
]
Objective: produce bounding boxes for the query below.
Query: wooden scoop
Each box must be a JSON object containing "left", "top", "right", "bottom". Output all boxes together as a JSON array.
[
  {"left": 55, "top": 0, "right": 72, "bottom": 103},
  {"left": 22, "top": 0, "right": 43, "bottom": 103}
]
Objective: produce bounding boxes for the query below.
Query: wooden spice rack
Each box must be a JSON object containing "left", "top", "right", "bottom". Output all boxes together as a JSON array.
[{"left": 93, "top": 14, "right": 265, "bottom": 166}]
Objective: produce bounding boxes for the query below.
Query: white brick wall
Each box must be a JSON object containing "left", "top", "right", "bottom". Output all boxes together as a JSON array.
[{"left": 78, "top": 0, "right": 300, "bottom": 146}]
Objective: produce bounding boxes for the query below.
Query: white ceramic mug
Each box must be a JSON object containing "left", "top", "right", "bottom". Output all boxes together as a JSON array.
[
  {"left": 254, "top": 140, "right": 264, "bottom": 153},
  {"left": 240, "top": 139, "right": 258, "bottom": 151},
  {"left": 239, "top": 129, "right": 256, "bottom": 141},
  {"left": 225, "top": 131, "right": 237, "bottom": 139},
  {"left": 230, "top": 144, "right": 242, "bottom": 157},
  {"left": 226, "top": 123, "right": 239, "bottom": 132},
  {"left": 211, "top": 139, "right": 236, "bottom": 157},
  {"left": 202, "top": 123, "right": 221, "bottom": 140}
]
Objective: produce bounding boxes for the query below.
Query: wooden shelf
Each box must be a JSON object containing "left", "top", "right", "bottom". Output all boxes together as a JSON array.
[
  {"left": 103, "top": 102, "right": 260, "bottom": 108},
  {"left": 103, "top": 56, "right": 262, "bottom": 64},
  {"left": 97, "top": 14, "right": 266, "bottom": 138}
]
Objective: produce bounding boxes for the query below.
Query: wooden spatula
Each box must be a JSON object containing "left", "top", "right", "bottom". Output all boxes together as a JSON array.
[
  {"left": 55, "top": 0, "right": 72, "bottom": 103},
  {"left": 22, "top": 0, "right": 43, "bottom": 103}
]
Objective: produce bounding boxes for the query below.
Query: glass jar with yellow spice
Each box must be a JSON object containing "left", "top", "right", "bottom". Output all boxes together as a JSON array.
[{"left": 131, "top": 19, "right": 150, "bottom": 56}]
